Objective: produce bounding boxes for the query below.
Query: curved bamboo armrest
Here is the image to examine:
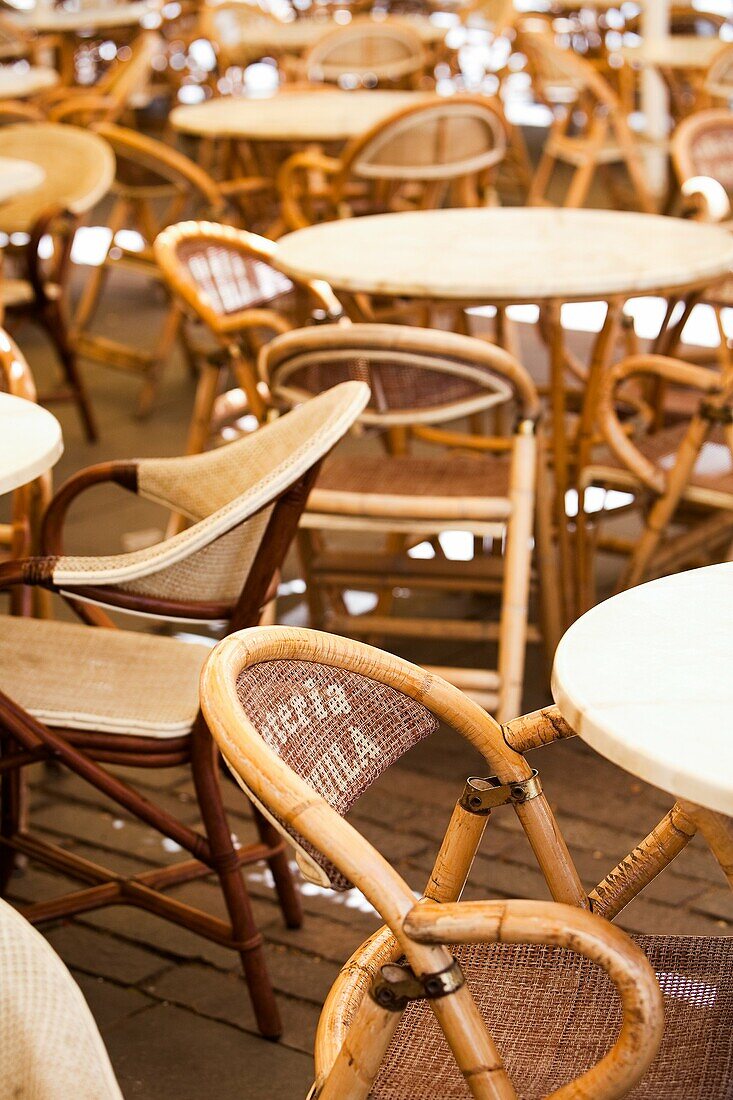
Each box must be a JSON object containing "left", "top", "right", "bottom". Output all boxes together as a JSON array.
[
  {"left": 277, "top": 150, "right": 341, "bottom": 231},
  {"left": 41, "top": 460, "right": 139, "bottom": 556},
  {"left": 404, "top": 898, "right": 664, "bottom": 1100},
  {"left": 681, "top": 176, "right": 731, "bottom": 224},
  {"left": 599, "top": 354, "right": 723, "bottom": 495},
  {"left": 47, "top": 94, "right": 119, "bottom": 124}
]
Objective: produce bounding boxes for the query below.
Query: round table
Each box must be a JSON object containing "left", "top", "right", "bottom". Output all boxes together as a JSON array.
[
  {"left": 171, "top": 89, "right": 434, "bottom": 143},
  {"left": 276, "top": 208, "right": 733, "bottom": 624},
  {"left": 552, "top": 563, "right": 733, "bottom": 837},
  {"left": 10, "top": 2, "right": 162, "bottom": 35},
  {"left": 0, "top": 64, "right": 58, "bottom": 99},
  {"left": 0, "top": 157, "right": 45, "bottom": 204},
  {"left": 0, "top": 392, "right": 63, "bottom": 495}
]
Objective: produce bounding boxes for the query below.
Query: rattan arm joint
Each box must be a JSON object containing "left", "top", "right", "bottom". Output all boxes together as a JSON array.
[
  {"left": 699, "top": 400, "right": 733, "bottom": 425},
  {"left": 460, "top": 770, "right": 542, "bottom": 815},
  {"left": 370, "top": 957, "right": 465, "bottom": 1012}
]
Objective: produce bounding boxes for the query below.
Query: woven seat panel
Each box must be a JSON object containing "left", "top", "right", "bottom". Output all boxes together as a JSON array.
[
  {"left": 596, "top": 423, "right": 733, "bottom": 495},
  {"left": 317, "top": 452, "right": 512, "bottom": 499},
  {"left": 0, "top": 616, "right": 209, "bottom": 737},
  {"left": 0, "top": 898, "right": 123, "bottom": 1100},
  {"left": 368, "top": 935, "right": 733, "bottom": 1099},
  {"left": 175, "top": 239, "right": 295, "bottom": 316},
  {"left": 236, "top": 659, "right": 437, "bottom": 889}
]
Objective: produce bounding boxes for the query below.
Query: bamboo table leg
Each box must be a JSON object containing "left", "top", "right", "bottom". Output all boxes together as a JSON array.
[{"left": 546, "top": 299, "right": 574, "bottom": 627}]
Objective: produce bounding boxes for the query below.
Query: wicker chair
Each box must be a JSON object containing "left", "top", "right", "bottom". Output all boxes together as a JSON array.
[
  {"left": 576, "top": 353, "right": 733, "bottom": 602},
  {"left": 705, "top": 42, "right": 733, "bottom": 105},
  {"left": 261, "top": 322, "right": 560, "bottom": 721},
  {"left": 0, "top": 380, "right": 369, "bottom": 1039},
  {"left": 71, "top": 123, "right": 228, "bottom": 418},
  {"left": 278, "top": 95, "right": 507, "bottom": 234},
  {"left": 520, "top": 26, "right": 656, "bottom": 213},
  {"left": 200, "top": 625, "right": 733, "bottom": 1099},
  {"left": 154, "top": 219, "right": 344, "bottom": 455},
  {"left": 300, "top": 19, "right": 427, "bottom": 89},
  {"left": 0, "top": 123, "right": 115, "bottom": 442},
  {"left": 0, "top": 897, "right": 122, "bottom": 1100}
]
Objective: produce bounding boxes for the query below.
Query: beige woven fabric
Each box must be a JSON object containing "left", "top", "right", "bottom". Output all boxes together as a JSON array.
[
  {"left": 366, "top": 935, "right": 733, "bottom": 1099},
  {"left": 0, "top": 615, "right": 209, "bottom": 737},
  {"left": 0, "top": 897, "right": 123, "bottom": 1099},
  {"left": 317, "top": 452, "right": 512, "bottom": 498},
  {"left": 50, "top": 382, "right": 370, "bottom": 598},
  {"left": 235, "top": 658, "right": 437, "bottom": 889}
]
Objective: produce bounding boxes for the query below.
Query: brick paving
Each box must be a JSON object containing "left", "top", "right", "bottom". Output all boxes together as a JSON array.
[{"left": 2, "top": 270, "right": 731, "bottom": 1098}]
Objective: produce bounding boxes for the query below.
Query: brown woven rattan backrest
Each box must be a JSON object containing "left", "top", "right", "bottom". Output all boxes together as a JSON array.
[
  {"left": 305, "top": 20, "right": 425, "bottom": 86},
  {"left": 235, "top": 657, "right": 437, "bottom": 888},
  {"left": 261, "top": 322, "right": 540, "bottom": 428},
  {"left": 672, "top": 109, "right": 733, "bottom": 203}
]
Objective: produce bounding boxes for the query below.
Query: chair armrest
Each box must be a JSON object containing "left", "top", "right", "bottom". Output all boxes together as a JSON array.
[
  {"left": 277, "top": 150, "right": 341, "bottom": 231},
  {"left": 41, "top": 461, "right": 139, "bottom": 555},
  {"left": 403, "top": 898, "right": 664, "bottom": 1100},
  {"left": 681, "top": 176, "right": 731, "bottom": 223},
  {"left": 47, "top": 94, "right": 119, "bottom": 124}
]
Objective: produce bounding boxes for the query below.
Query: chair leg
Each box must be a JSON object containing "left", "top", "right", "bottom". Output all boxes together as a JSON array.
[
  {"left": 190, "top": 718, "right": 282, "bottom": 1039},
  {"left": 0, "top": 741, "right": 22, "bottom": 894},
  {"left": 42, "top": 303, "right": 98, "bottom": 443},
  {"left": 251, "top": 806, "right": 303, "bottom": 929}
]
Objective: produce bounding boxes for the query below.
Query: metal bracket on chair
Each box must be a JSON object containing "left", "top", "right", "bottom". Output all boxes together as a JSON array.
[
  {"left": 371, "top": 958, "right": 465, "bottom": 1012},
  {"left": 460, "top": 770, "right": 542, "bottom": 815},
  {"left": 699, "top": 401, "right": 733, "bottom": 425}
]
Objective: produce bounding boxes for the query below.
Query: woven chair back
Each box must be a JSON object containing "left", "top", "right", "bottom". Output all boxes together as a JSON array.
[
  {"left": 705, "top": 43, "right": 733, "bottom": 100},
  {"left": 305, "top": 20, "right": 425, "bottom": 86},
  {"left": 672, "top": 108, "right": 733, "bottom": 205}
]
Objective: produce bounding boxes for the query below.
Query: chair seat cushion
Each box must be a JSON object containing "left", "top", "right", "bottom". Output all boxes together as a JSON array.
[
  {"left": 370, "top": 935, "right": 733, "bottom": 1098},
  {"left": 0, "top": 616, "right": 210, "bottom": 738}
]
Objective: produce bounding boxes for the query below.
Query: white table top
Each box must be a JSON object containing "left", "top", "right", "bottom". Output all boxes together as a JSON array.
[
  {"left": 207, "top": 13, "right": 447, "bottom": 52},
  {"left": 622, "top": 36, "right": 723, "bottom": 70},
  {"left": 0, "top": 63, "right": 58, "bottom": 98},
  {"left": 275, "top": 208, "right": 733, "bottom": 303},
  {"left": 11, "top": 1, "right": 160, "bottom": 33},
  {"left": 552, "top": 563, "right": 733, "bottom": 816},
  {"left": 0, "top": 392, "right": 63, "bottom": 495},
  {"left": 0, "top": 157, "right": 45, "bottom": 204},
  {"left": 171, "top": 89, "right": 433, "bottom": 142}
]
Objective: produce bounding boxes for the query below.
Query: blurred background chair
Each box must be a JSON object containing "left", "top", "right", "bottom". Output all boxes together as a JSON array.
[{"left": 299, "top": 18, "right": 427, "bottom": 89}]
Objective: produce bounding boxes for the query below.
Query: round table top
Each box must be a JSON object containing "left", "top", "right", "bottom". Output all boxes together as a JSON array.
[
  {"left": 621, "top": 35, "right": 723, "bottom": 70},
  {"left": 0, "top": 392, "right": 63, "bottom": 495},
  {"left": 275, "top": 208, "right": 733, "bottom": 303},
  {"left": 0, "top": 63, "right": 58, "bottom": 98},
  {"left": 0, "top": 157, "right": 45, "bottom": 204},
  {"left": 171, "top": 89, "right": 433, "bottom": 142},
  {"left": 12, "top": 1, "right": 160, "bottom": 33},
  {"left": 208, "top": 13, "right": 447, "bottom": 52},
  {"left": 552, "top": 563, "right": 733, "bottom": 816}
]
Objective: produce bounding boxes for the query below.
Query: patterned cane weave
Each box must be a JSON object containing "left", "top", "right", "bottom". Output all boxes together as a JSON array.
[
  {"left": 235, "top": 659, "right": 437, "bottom": 889},
  {"left": 366, "top": 935, "right": 733, "bottom": 1098},
  {"left": 175, "top": 238, "right": 296, "bottom": 317},
  {"left": 687, "top": 120, "right": 733, "bottom": 198},
  {"left": 317, "top": 452, "right": 512, "bottom": 500},
  {"left": 0, "top": 897, "right": 123, "bottom": 1099}
]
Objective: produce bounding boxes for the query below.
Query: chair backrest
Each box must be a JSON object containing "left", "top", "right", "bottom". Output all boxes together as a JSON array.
[
  {"left": 35, "top": 382, "right": 369, "bottom": 623},
  {"left": 304, "top": 19, "right": 426, "bottom": 86},
  {"left": 261, "top": 321, "right": 540, "bottom": 429},
  {"left": 154, "top": 219, "right": 342, "bottom": 338},
  {"left": 672, "top": 108, "right": 733, "bottom": 212},
  {"left": 705, "top": 42, "right": 733, "bottom": 101},
  {"left": 520, "top": 24, "right": 617, "bottom": 112},
  {"left": 0, "top": 13, "right": 29, "bottom": 61},
  {"left": 0, "top": 897, "right": 123, "bottom": 1100},
  {"left": 0, "top": 325, "right": 35, "bottom": 402},
  {"left": 0, "top": 123, "right": 115, "bottom": 234},
  {"left": 97, "top": 29, "right": 161, "bottom": 108}
]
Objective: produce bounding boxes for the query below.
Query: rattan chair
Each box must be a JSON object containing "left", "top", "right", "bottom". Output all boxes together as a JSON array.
[
  {"left": 200, "top": 625, "right": 733, "bottom": 1099},
  {"left": 278, "top": 95, "right": 507, "bottom": 235},
  {"left": 261, "top": 322, "right": 560, "bottom": 720},
  {"left": 0, "top": 380, "right": 369, "bottom": 1039},
  {"left": 0, "top": 897, "right": 122, "bottom": 1100},
  {"left": 0, "top": 122, "right": 115, "bottom": 442},
  {"left": 300, "top": 19, "right": 427, "bottom": 89},
  {"left": 154, "top": 219, "right": 343, "bottom": 455},
  {"left": 576, "top": 353, "right": 733, "bottom": 602},
  {"left": 520, "top": 26, "right": 656, "bottom": 213},
  {"left": 704, "top": 42, "right": 733, "bottom": 105},
  {"left": 72, "top": 123, "right": 228, "bottom": 418}
]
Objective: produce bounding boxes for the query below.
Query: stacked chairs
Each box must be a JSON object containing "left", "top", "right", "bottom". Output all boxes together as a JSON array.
[{"left": 0, "top": 380, "right": 368, "bottom": 1039}]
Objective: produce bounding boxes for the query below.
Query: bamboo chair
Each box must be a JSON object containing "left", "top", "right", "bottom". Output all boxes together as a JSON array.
[
  {"left": 0, "top": 897, "right": 122, "bottom": 1100},
  {"left": 0, "top": 123, "right": 115, "bottom": 442},
  {"left": 520, "top": 26, "right": 656, "bottom": 213},
  {"left": 300, "top": 19, "right": 427, "bottom": 89},
  {"left": 704, "top": 43, "right": 733, "bottom": 105},
  {"left": 278, "top": 95, "right": 507, "bottom": 236},
  {"left": 261, "top": 323, "right": 560, "bottom": 720},
  {"left": 153, "top": 219, "right": 344, "bottom": 456},
  {"left": 200, "top": 625, "right": 733, "bottom": 1100},
  {"left": 0, "top": 380, "right": 369, "bottom": 1039},
  {"left": 576, "top": 353, "right": 733, "bottom": 603},
  {"left": 71, "top": 123, "right": 229, "bottom": 418},
  {"left": 0, "top": 14, "right": 31, "bottom": 63}
]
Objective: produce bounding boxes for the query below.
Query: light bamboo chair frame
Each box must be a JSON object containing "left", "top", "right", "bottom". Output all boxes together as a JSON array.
[
  {"left": 153, "top": 219, "right": 344, "bottom": 456},
  {"left": 261, "top": 322, "right": 561, "bottom": 720},
  {"left": 520, "top": 27, "right": 656, "bottom": 213},
  {"left": 300, "top": 19, "right": 428, "bottom": 89},
  {"left": 200, "top": 625, "right": 669, "bottom": 1100},
  {"left": 71, "top": 123, "right": 229, "bottom": 418},
  {"left": 704, "top": 42, "right": 733, "bottom": 105},
  {"left": 0, "top": 122, "right": 115, "bottom": 442},
  {"left": 0, "top": 381, "right": 369, "bottom": 1040},
  {"left": 278, "top": 94, "right": 508, "bottom": 236},
  {"left": 576, "top": 353, "right": 733, "bottom": 603}
]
